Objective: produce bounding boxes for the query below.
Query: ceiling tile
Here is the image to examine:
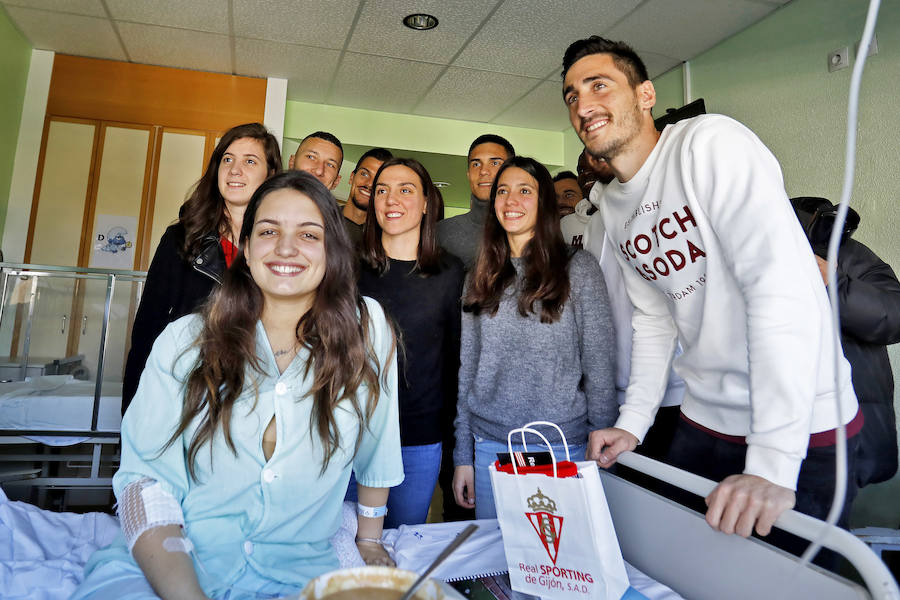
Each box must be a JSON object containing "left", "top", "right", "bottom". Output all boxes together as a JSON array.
[
  {"left": 232, "top": 0, "right": 359, "bottom": 50},
  {"left": 106, "top": 0, "right": 229, "bottom": 35},
  {"left": 491, "top": 80, "right": 571, "bottom": 131},
  {"left": 347, "top": 0, "right": 494, "bottom": 64},
  {"left": 454, "top": 0, "right": 641, "bottom": 78},
  {"left": 2, "top": 0, "right": 105, "bottom": 17},
  {"left": 640, "top": 52, "right": 684, "bottom": 80},
  {"left": 235, "top": 37, "right": 340, "bottom": 104},
  {"left": 413, "top": 67, "right": 540, "bottom": 123},
  {"left": 4, "top": 6, "right": 125, "bottom": 60},
  {"left": 118, "top": 22, "right": 232, "bottom": 73},
  {"left": 607, "top": 0, "right": 773, "bottom": 61},
  {"left": 330, "top": 53, "right": 444, "bottom": 113}
]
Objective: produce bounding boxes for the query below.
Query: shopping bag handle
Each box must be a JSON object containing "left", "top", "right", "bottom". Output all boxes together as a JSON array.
[
  {"left": 507, "top": 426, "right": 559, "bottom": 477},
  {"left": 518, "top": 421, "right": 571, "bottom": 461}
]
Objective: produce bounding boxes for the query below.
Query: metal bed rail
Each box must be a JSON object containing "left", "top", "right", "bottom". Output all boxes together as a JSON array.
[
  {"left": 0, "top": 263, "right": 145, "bottom": 498},
  {"left": 612, "top": 451, "right": 899, "bottom": 600}
]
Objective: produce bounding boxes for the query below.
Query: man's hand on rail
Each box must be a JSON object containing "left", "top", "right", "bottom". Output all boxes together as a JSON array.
[
  {"left": 704, "top": 474, "right": 796, "bottom": 537},
  {"left": 587, "top": 427, "right": 639, "bottom": 468}
]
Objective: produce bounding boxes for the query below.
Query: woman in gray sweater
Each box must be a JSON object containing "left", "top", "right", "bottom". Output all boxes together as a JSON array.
[{"left": 452, "top": 156, "right": 617, "bottom": 519}]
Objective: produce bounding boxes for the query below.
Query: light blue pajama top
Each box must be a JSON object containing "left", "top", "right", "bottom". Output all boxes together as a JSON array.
[{"left": 83, "top": 297, "right": 403, "bottom": 597}]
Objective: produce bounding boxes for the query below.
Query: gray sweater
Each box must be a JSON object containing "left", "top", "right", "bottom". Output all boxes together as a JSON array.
[
  {"left": 453, "top": 250, "right": 617, "bottom": 466},
  {"left": 437, "top": 194, "right": 490, "bottom": 270}
]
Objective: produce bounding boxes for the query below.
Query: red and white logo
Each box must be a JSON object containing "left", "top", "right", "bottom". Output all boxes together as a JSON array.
[{"left": 525, "top": 488, "right": 563, "bottom": 564}]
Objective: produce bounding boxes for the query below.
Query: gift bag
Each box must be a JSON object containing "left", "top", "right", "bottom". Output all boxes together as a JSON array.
[{"left": 491, "top": 422, "right": 630, "bottom": 600}]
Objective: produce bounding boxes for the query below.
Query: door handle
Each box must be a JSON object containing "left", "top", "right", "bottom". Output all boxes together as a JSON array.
[
  {"left": 61, "top": 315, "right": 67, "bottom": 334},
  {"left": 82, "top": 315, "right": 88, "bottom": 335}
]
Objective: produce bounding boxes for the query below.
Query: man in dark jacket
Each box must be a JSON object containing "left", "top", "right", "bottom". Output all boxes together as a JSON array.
[{"left": 792, "top": 197, "right": 900, "bottom": 488}]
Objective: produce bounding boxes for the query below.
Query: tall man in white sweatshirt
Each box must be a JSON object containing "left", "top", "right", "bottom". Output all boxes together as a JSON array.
[{"left": 561, "top": 36, "right": 860, "bottom": 542}]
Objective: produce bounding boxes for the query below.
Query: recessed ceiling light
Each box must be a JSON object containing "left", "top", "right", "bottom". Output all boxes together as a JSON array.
[
  {"left": 433, "top": 181, "right": 451, "bottom": 188},
  {"left": 403, "top": 13, "right": 438, "bottom": 31}
]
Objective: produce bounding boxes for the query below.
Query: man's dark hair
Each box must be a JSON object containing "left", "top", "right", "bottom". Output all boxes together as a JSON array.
[
  {"left": 553, "top": 170, "right": 578, "bottom": 183},
  {"left": 354, "top": 147, "right": 393, "bottom": 172},
  {"left": 561, "top": 36, "right": 649, "bottom": 87},
  {"left": 302, "top": 131, "right": 344, "bottom": 161},
  {"left": 468, "top": 134, "right": 515, "bottom": 161}
]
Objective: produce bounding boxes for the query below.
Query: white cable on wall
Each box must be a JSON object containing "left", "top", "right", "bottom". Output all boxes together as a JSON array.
[
  {"left": 682, "top": 60, "right": 692, "bottom": 106},
  {"left": 798, "top": 0, "right": 882, "bottom": 569}
]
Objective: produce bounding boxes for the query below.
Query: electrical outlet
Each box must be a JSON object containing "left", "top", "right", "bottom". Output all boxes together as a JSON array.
[
  {"left": 828, "top": 46, "right": 850, "bottom": 72},
  {"left": 855, "top": 34, "right": 878, "bottom": 58}
]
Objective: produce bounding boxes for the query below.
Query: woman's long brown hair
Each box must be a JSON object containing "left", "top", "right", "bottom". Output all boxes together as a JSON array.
[
  {"left": 464, "top": 156, "right": 571, "bottom": 323},
  {"left": 179, "top": 122, "right": 282, "bottom": 260},
  {"left": 164, "top": 171, "right": 393, "bottom": 480},
  {"left": 361, "top": 157, "right": 445, "bottom": 276}
]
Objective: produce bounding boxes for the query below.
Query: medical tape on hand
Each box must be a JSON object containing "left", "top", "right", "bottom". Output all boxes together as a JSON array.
[{"left": 162, "top": 536, "right": 194, "bottom": 553}]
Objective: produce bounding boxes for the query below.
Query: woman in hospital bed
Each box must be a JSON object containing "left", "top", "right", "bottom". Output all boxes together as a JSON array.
[{"left": 72, "top": 171, "right": 403, "bottom": 600}]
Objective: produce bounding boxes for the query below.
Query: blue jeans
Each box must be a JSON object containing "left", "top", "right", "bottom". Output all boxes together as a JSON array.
[
  {"left": 345, "top": 442, "right": 442, "bottom": 529},
  {"left": 473, "top": 435, "right": 585, "bottom": 520}
]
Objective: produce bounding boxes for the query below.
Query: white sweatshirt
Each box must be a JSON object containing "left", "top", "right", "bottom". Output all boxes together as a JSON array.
[
  {"left": 597, "top": 114, "right": 857, "bottom": 490},
  {"left": 560, "top": 197, "right": 593, "bottom": 248},
  {"left": 583, "top": 185, "right": 685, "bottom": 409}
]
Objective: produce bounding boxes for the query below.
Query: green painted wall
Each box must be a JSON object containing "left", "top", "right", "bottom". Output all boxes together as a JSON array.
[
  {"left": 284, "top": 100, "right": 565, "bottom": 163},
  {"left": 284, "top": 100, "right": 567, "bottom": 211},
  {"left": 652, "top": 66, "right": 685, "bottom": 120},
  {"left": 562, "top": 127, "right": 583, "bottom": 174},
  {"left": 678, "top": 0, "right": 900, "bottom": 527},
  {"left": 0, "top": 6, "right": 31, "bottom": 240}
]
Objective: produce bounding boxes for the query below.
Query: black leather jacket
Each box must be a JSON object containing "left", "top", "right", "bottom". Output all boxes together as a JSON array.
[
  {"left": 830, "top": 238, "right": 900, "bottom": 486},
  {"left": 121, "top": 223, "right": 225, "bottom": 414}
]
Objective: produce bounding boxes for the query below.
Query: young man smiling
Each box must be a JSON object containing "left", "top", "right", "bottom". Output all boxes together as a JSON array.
[
  {"left": 553, "top": 170, "right": 582, "bottom": 218},
  {"left": 342, "top": 148, "right": 393, "bottom": 247},
  {"left": 561, "top": 36, "right": 860, "bottom": 547},
  {"left": 436, "top": 134, "right": 515, "bottom": 269},
  {"left": 289, "top": 131, "right": 344, "bottom": 191}
]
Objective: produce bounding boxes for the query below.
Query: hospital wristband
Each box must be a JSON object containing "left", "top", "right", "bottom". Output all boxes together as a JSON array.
[
  {"left": 357, "top": 503, "right": 388, "bottom": 518},
  {"left": 355, "top": 537, "right": 384, "bottom": 546}
]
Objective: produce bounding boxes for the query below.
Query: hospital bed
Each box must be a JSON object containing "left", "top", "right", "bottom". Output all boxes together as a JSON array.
[
  {"left": 607, "top": 452, "right": 900, "bottom": 600},
  {"left": 0, "top": 263, "right": 145, "bottom": 508},
  {"left": 1, "top": 454, "right": 896, "bottom": 600}
]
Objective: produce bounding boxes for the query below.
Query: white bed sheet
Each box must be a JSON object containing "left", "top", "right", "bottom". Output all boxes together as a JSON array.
[
  {"left": 0, "top": 488, "right": 119, "bottom": 600},
  {"left": 0, "top": 375, "right": 121, "bottom": 445},
  {"left": 0, "top": 491, "right": 681, "bottom": 600}
]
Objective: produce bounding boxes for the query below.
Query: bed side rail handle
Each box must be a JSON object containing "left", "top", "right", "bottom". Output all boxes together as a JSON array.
[{"left": 616, "top": 451, "right": 900, "bottom": 600}]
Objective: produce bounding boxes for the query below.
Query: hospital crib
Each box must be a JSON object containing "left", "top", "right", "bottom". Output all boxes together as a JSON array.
[{"left": 0, "top": 263, "right": 145, "bottom": 510}]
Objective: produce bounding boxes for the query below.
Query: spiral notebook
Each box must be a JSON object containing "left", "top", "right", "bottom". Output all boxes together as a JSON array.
[{"left": 384, "top": 519, "right": 508, "bottom": 582}]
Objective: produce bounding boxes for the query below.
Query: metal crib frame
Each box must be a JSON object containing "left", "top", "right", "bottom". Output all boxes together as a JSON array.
[{"left": 0, "top": 263, "right": 145, "bottom": 495}]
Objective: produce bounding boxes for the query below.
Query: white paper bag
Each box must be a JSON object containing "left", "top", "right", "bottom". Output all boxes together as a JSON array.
[{"left": 491, "top": 423, "right": 630, "bottom": 600}]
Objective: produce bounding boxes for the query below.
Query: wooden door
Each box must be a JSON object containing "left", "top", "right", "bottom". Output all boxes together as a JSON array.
[
  {"left": 141, "top": 128, "right": 207, "bottom": 267},
  {"left": 25, "top": 118, "right": 98, "bottom": 266}
]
